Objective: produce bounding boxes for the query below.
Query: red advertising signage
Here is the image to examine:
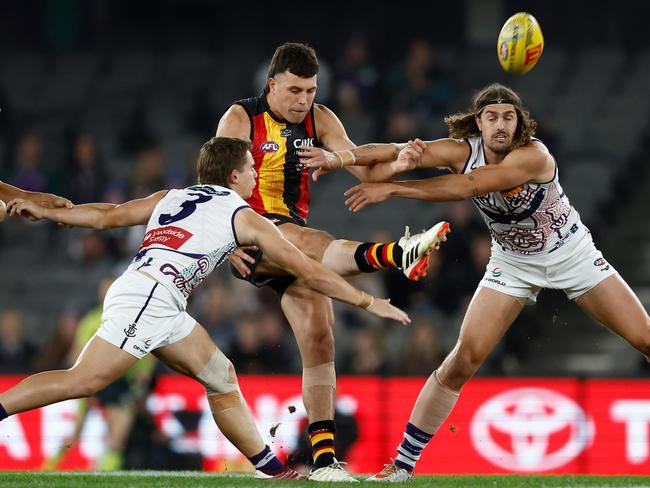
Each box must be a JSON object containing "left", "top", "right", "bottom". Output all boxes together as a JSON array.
[{"left": 0, "top": 376, "right": 649, "bottom": 474}]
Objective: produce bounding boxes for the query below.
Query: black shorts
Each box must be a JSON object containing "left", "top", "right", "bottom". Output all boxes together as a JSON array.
[{"left": 229, "top": 213, "right": 303, "bottom": 296}]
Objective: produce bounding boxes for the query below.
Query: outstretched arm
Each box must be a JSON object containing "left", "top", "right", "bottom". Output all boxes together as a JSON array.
[
  {"left": 8, "top": 191, "right": 167, "bottom": 229},
  {"left": 303, "top": 105, "right": 418, "bottom": 183},
  {"left": 233, "top": 208, "right": 410, "bottom": 325},
  {"left": 0, "top": 181, "right": 73, "bottom": 209},
  {"left": 344, "top": 143, "right": 553, "bottom": 211}
]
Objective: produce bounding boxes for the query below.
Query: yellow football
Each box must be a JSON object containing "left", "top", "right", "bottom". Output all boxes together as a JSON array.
[{"left": 497, "top": 12, "right": 544, "bottom": 75}]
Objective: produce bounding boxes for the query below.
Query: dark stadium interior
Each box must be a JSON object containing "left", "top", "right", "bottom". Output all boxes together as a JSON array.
[{"left": 0, "top": 0, "right": 649, "bottom": 384}]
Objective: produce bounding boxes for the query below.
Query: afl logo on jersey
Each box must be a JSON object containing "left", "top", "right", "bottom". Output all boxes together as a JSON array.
[{"left": 260, "top": 141, "right": 280, "bottom": 153}]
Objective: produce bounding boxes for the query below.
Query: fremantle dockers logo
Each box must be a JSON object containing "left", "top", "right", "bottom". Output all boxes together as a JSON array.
[
  {"left": 470, "top": 388, "right": 593, "bottom": 472},
  {"left": 124, "top": 322, "right": 138, "bottom": 338}
]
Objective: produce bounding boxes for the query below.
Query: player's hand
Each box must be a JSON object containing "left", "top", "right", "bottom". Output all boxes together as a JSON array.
[
  {"left": 394, "top": 139, "right": 426, "bottom": 173},
  {"left": 298, "top": 145, "right": 341, "bottom": 181},
  {"left": 365, "top": 297, "right": 411, "bottom": 325},
  {"left": 35, "top": 192, "right": 73, "bottom": 209},
  {"left": 7, "top": 198, "right": 45, "bottom": 220},
  {"left": 228, "top": 246, "right": 259, "bottom": 278},
  {"left": 344, "top": 182, "right": 393, "bottom": 212}
]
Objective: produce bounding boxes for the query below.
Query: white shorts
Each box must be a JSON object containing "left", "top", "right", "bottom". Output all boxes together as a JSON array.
[
  {"left": 96, "top": 271, "right": 196, "bottom": 359},
  {"left": 480, "top": 228, "right": 617, "bottom": 304}
]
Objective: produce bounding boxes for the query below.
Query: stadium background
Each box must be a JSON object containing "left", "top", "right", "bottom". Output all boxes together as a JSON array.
[{"left": 0, "top": 0, "right": 649, "bottom": 475}]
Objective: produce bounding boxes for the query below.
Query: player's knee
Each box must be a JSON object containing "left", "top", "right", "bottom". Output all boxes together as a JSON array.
[
  {"left": 196, "top": 348, "right": 239, "bottom": 395},
  {"left": 448, "top": 345, "right": 485, "bottom": 382},
  {"left": 69, "top": 372, "right": 111, "bottom": 398},
  {"left": 306, "top": 326, "right": 335, "bottom": 358},
  {"left": 294, "top": 229, "right": 335, "bottom": 261}
]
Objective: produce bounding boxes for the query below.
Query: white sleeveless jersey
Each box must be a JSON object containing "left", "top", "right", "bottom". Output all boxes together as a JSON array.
[
  {"left": 126, "top": 185, "right": 249, "bottom": 305},
  {"left": 463, "top": 136, "right": 582, "bottom": 255}
]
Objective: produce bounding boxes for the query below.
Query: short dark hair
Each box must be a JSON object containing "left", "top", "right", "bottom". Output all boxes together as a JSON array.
[
  {"left": 264, "top": 42, "right": 319, "bottom": 94},
  {"left": 197, "top": 137, "right": 251, "bottom": 187}
]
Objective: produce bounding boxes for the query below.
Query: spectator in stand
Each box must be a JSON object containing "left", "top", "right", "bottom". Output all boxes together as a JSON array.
[
  {"left": 65, "top": 133, "right": 107, "bottom": 204},
  {"left": 0, "top": 309, "right": 37, "bottom": 374},
  {"left": 10, "top": 133, "right": 49, "bottom": 193}
]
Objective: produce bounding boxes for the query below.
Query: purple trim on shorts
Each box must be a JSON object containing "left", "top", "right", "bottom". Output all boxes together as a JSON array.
[{"left": 231, "top": 205, "right": 251, "bottom": 246}]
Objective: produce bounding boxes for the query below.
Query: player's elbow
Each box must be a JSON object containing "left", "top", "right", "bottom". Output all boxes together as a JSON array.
[
  {"left": 94, "top": 214, "right": 113, "bottom": 230},
  {"left": 450, "top": 186, "right": 473, "bottom": 201}
]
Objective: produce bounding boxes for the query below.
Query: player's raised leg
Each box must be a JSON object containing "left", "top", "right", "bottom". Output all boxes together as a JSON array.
[
  {"left": 254, "top": 221, "right": 451, "bottom": 281},
  {"left": 368, "top": 287, "right": 522, "bottom": 482},
  {"left": 152, "top": 322, "right": 303, "bottom": 480}
]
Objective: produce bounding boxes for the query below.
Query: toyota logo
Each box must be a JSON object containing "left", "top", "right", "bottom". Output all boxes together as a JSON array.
[{"left": 470, "top": 388, "right": 594, "bottom": 472}]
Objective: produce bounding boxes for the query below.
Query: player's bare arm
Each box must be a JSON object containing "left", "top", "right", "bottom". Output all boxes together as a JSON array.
[
  {"left": 8, "top": 190, "right": 167, "bottom": 229},
  {"left": 300, "top": 105, "right": 413, "bottom": 183},
  {"left": 215, "top": 106, "right": 259, "bottom": 275},
  {"left": 0, "top": 181, "right": 73, "bottom": 210},
  {"left": 233, "top": 207, "right": 410, "bottom": 325},
  {"left": 344, "top": 142, "right": 553, "bottom": 212},
  {"left": 215, "top": 104, "right": 251, "bottom": 140}
]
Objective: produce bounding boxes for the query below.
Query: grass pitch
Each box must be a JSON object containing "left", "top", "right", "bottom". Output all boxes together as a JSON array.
[{"left": 0, "top": 471, "right": 649, "bottom": 487}]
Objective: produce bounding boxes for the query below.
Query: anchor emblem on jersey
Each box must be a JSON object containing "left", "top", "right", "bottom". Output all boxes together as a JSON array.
[{"left": 124, "top": 322, "right": 138, "bottom": 338}]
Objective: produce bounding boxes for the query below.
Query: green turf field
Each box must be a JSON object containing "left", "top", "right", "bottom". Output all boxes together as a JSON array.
[{"left": 0, "top": 472, "right": 649, "bottom": 487}]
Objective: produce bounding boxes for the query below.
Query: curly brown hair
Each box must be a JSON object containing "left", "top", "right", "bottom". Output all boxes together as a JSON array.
[{"left": 444, "top": 83, "right": 537, "bottom": 150}]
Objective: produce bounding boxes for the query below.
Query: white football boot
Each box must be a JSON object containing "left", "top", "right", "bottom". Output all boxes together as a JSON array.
[
  {"left": 399, "top": 221, "right": 451, "bottom": 281},
  {"left": 366, "top": 462, "right": 414, "bottom": 482},
  {"left": 308, "top": 459, "right": 359, "bottom": 482}
]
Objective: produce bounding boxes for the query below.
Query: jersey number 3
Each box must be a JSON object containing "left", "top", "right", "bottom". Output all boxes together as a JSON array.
[{"left": 158, "top": 192, "right": 213, "bottom": 225}]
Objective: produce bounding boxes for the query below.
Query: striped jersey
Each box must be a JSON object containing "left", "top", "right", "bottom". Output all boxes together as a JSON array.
[
  {"left": 127, "top": 185, "right": 249, "bottom": 306},
  {"left": 234, "top": 94, "right": 318, "bottom": 225},
  {"left": 463, "top": 136, "right": 582, "bottom": 255}
]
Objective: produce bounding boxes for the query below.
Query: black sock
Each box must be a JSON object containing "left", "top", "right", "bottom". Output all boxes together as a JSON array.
[{"left": 309, "top": 419, "right": 336, "bottom": 468}]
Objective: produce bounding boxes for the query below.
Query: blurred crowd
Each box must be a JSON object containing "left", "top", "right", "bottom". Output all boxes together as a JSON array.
[{"left": 0, "top": 36, "right": 498, "bottom": 378}]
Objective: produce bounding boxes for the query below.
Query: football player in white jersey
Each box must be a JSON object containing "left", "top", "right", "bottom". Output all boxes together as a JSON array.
[
  {"left": 299, "top": 83, "right": 650, "bottom": 482},
  {"left": 1, "top": 136, "right": 409, "bottom": 480},
  {"left": 0, "top": 180, "right": 72, "bottom": 222}
]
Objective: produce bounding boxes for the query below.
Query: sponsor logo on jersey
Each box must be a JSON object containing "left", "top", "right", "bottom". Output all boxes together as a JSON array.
[
  {"left": 491, "top": 267, "right": 503, "bottom": 277},
  {"left": 293, "top": 137, "right": 314, "bottom": 149},
  {"left": 260, "top": 141, "right": 280, "bottom": 153},
  {"left": 470, "top": 387, "right": 593, "bottom": 472},
  {"left": 594, "top": 257, "right": 606, "bottom": 267},
  {"left": 280, "top": 128, "right": 292, "bottom": 137},
  {"left": 484, "top": 277, "right": 507, "bottom": 286},
  {"left": 141, "top": 225, "right": 193, "bottom": 250}
]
